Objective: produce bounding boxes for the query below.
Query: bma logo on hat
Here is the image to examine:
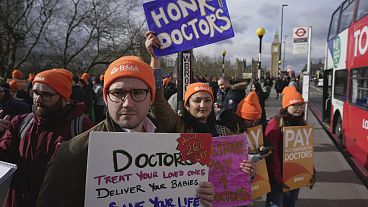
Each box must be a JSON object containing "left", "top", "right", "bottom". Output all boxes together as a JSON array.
[
  {"left": 111, "top": 64, "right": 139, "bottom": 75},
  {"left": 34, "top": 76, "right": 45, "bottom": 81},
  {"left": 194, "top": 86, "right": 210, "bottom": 91}
]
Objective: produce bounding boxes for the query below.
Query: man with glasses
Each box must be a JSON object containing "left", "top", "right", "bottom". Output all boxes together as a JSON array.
[
  {"left": 37, "top": 56, "right": 215, "bottom": 207},
  {"left": 0, "top": 69, "right": 94, "bottom": 207}
]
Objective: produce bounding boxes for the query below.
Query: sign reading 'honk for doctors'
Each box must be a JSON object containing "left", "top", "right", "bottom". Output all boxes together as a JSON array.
[{"left": 143, "top": 0, "right": 235, "bottom": 56}]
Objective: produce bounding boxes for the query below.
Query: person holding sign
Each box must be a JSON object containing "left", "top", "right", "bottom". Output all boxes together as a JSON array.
[
  {"left": 0, "top": 69, "right": 94, "bottom": 207},
  {"left": 146, "top": 32, "right": 256, "bottom": 207},
  {"left": 264, "top": 86, "right": 315, "bottom": 207},
  {"left": 37, "top": 56, "right": 216, "bottom": 207}
]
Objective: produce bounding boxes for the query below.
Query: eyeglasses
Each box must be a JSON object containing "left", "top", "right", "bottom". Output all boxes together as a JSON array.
[
  {"left": 107, "top": 89, "right": 150, "bottom": 103},
  {"left": 30, "top": 90, "right": 58, "bottom": 101},
  {"left": 291, "top": 103, "right": 306, "bottom": 109}
]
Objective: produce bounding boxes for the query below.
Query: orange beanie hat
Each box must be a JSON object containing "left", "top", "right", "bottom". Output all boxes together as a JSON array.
[
  {"left": 103, "top": 56, "right": 155, "bottom": 101},
  {"left": 9, "top": 80, "right": 19, "bottom": 90},
  {"left": 99, "top": 74, "right": 104, "bottom": 81},
  {"left": 33, "top": 69, "right": 73, "bottom": 101},
  {"left": 12, "top": 69, "right": 23, "bottom": 79},
  {"left": 28, "top": 73, "right": 35, "bottom": 82},
  {"left": 81, "top": 73, "right": 89, "bottom": 82},
  {"left": 236, "top": 92, "right": 262, "bottom": 121},
  {"left": 282, "top": 86, "right": 297, "bottom": 96},
  {"left": 282, "top": 88, "right": 304, "bottom": 109},
  {"left": 184, "top": 82, "right": 213, "bottom": 106}
]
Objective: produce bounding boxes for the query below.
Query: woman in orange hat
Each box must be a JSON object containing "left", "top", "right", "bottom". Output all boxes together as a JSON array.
[
  {"left": 264, "top": 86, "right": 315, "bottom": 207},
  {"left": 146, "top": 32, "right": 255, "bottom": 179}
]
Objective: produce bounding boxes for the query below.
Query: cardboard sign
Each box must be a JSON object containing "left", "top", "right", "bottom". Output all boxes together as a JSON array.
[
  {"left": 85, "top": 132, "right": 212, "bottom": 207},
  {"left": 143, "top": 0, "right": 235, "bottom": 56},
  {"left": 282, "top": 125, "right": 314, "bottom": 191},
  {"left": 209, "top": 134, "right": 252, "bottom": 207},
  {"left": 246, "top": 125, "right": 271, "bottom": 199}
]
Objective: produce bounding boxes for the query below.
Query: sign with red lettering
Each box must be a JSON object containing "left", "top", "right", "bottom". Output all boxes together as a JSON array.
[
  {"left": 85, "top": 132, "right": 212, "bottom": 207},
  {"left": 208, "top": 134, "right": 252, "bottom": 207}
]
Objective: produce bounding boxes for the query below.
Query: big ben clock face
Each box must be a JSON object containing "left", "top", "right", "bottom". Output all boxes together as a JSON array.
[{"left": 273, "top": 47, "right": 279, "bottom": 52}]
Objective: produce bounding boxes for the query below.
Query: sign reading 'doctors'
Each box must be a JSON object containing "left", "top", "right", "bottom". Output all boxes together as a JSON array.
[
  {"left": 85, "top": 132, "right": 212, "bottom": 207},
  {"left": 143, "top": 0, "right": 234, "bottom": 56},
  {"left": 209, "top": 134, "right": 252, "bottom": 207},
  {"left": 283, "top": 125, "right": 314, "bottom": 192}
]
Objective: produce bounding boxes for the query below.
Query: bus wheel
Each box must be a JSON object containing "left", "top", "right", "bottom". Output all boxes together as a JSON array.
[{"left": 335, "top": 116, "right": 343, "bottom": 147}]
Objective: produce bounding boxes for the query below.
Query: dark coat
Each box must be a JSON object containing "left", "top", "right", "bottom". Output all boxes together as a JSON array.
[
  {"left": 0, "top": 94, "right": 31, "bottom": 116},
  {"left": 0, "top": 103, "right": 94, "bottom": 207}
]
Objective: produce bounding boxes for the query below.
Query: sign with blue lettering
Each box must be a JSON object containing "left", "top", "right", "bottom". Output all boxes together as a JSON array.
[
  {"left": 143, "top": 0, "right": 235, "bottom": 56},
  {"left": 85, "top": 132, "right": 212, "bottom": 207}
]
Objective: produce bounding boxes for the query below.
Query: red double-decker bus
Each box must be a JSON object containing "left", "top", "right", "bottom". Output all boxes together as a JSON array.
[{"left": 323, "top": 0, "right": 368, "bottom": 176}]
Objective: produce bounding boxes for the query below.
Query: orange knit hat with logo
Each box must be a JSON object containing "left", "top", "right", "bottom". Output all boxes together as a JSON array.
[
  {"left": 81, "top": 73, "right": 89, "bottom": 82},
  {"left": 103, "top": 56, "right": 155, "bottom": 101},
  {"left": 33, "top": 69, "right": 73, "bottom": 101},
  {"left": 282, "top": 87, "right": 304, "bottom": 109},
  {"left": 12, "top": 69, "right": 23, "bottom": 79},
  {"left": 235, "top": 92, "right": 262, "bottom": 121},
  {"left": 184, "top": 82, "right": 213, "bottom": 106}
]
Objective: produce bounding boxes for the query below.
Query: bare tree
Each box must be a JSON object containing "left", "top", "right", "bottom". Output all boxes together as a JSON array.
[{"left": 0, "top": 0, "right": 56, "bottom": 77}]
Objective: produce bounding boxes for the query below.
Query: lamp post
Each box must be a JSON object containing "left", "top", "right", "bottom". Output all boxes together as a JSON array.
[
  {"left": 221, "top": 49, "right": 226, "bottom": 77},
  {"left": 256, "top": 27, "right": 265, "bottom": 80},
  {"left": 280, "top": 4, "right": 288, "bottom": 76},
  {"left": 283, "top": 35, "right": 288, "bottom": 71}
]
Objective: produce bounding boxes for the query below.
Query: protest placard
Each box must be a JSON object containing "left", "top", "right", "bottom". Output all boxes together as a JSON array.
[
  {"left": 209, "top": 134, "right": 252, "bottom": 207},
  {"left": 283, "top": 125, "right": 314, "bottom": 191},
  {"left": 84, "top": 132, "right": 212, "bottom": 207},
  {"left": 143, "top": 0, "right": 234, "bottom": 56},
  {"left": 246, "top": 125, "right": 271, "bottom": 199},
  {"left": 0, "top": 161, "right": 17, "bottom": 203}
]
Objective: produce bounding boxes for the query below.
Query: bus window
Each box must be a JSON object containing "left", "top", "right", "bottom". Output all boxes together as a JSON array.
[
  {"left": 328, "top": 8, "right": 341, "bottom": 40},
  {"left": 334, "top": 69, "right": 348, "bottom": 101},
  {"left": 349, "top": 68, "right": 368, "bottom": 110},
  {"left": 356, "top": 0, "right": 368, "bottom": 21},
  {"left": 339, "top": 0, "right": 355, "bottom": 32}
]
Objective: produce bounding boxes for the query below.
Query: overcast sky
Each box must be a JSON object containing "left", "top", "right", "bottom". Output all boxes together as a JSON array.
[{"left": 142, "top": 0, "right": 344, "bottom": 73}]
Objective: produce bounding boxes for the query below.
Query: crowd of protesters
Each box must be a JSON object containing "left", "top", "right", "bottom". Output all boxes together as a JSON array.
[{"left": 0, "top": 31, "right": 312, "bottom": 207}]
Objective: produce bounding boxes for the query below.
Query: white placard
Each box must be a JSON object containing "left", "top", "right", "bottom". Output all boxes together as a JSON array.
[
  {"left": 0, "top": 161, "right": 17, "bottom": 202},
  {"left": 0, "top": 161, "right": 17, "bottom": 184},
  {"left": 85, "top": 132, "right": 211, "bottom": 207}
]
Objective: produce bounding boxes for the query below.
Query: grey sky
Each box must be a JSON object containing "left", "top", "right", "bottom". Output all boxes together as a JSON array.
[{"left": 193, "top": 0, "right": 342, "bottom": 73}]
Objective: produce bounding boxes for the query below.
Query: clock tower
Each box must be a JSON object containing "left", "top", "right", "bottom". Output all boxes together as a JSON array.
[{"left": 271, "top": 31, "right": 281, "bottom": 78}]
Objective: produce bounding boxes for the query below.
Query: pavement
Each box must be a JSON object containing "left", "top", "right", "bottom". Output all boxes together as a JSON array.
[{"left": 252, "top": 88, "right": 368, "bottom": 207}]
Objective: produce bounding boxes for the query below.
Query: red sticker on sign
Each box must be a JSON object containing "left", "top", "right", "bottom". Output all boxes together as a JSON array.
[{"left": 176, "top": 133, "right": 212, "bottom": 166}]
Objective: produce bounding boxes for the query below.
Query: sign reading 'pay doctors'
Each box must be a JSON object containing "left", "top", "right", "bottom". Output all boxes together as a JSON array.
[
  {"left": 143, "top": 0, "right": 234, "bottom": 56},
  {"left": 282, "top": 125, "right": 314, "bottom": 192}
]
